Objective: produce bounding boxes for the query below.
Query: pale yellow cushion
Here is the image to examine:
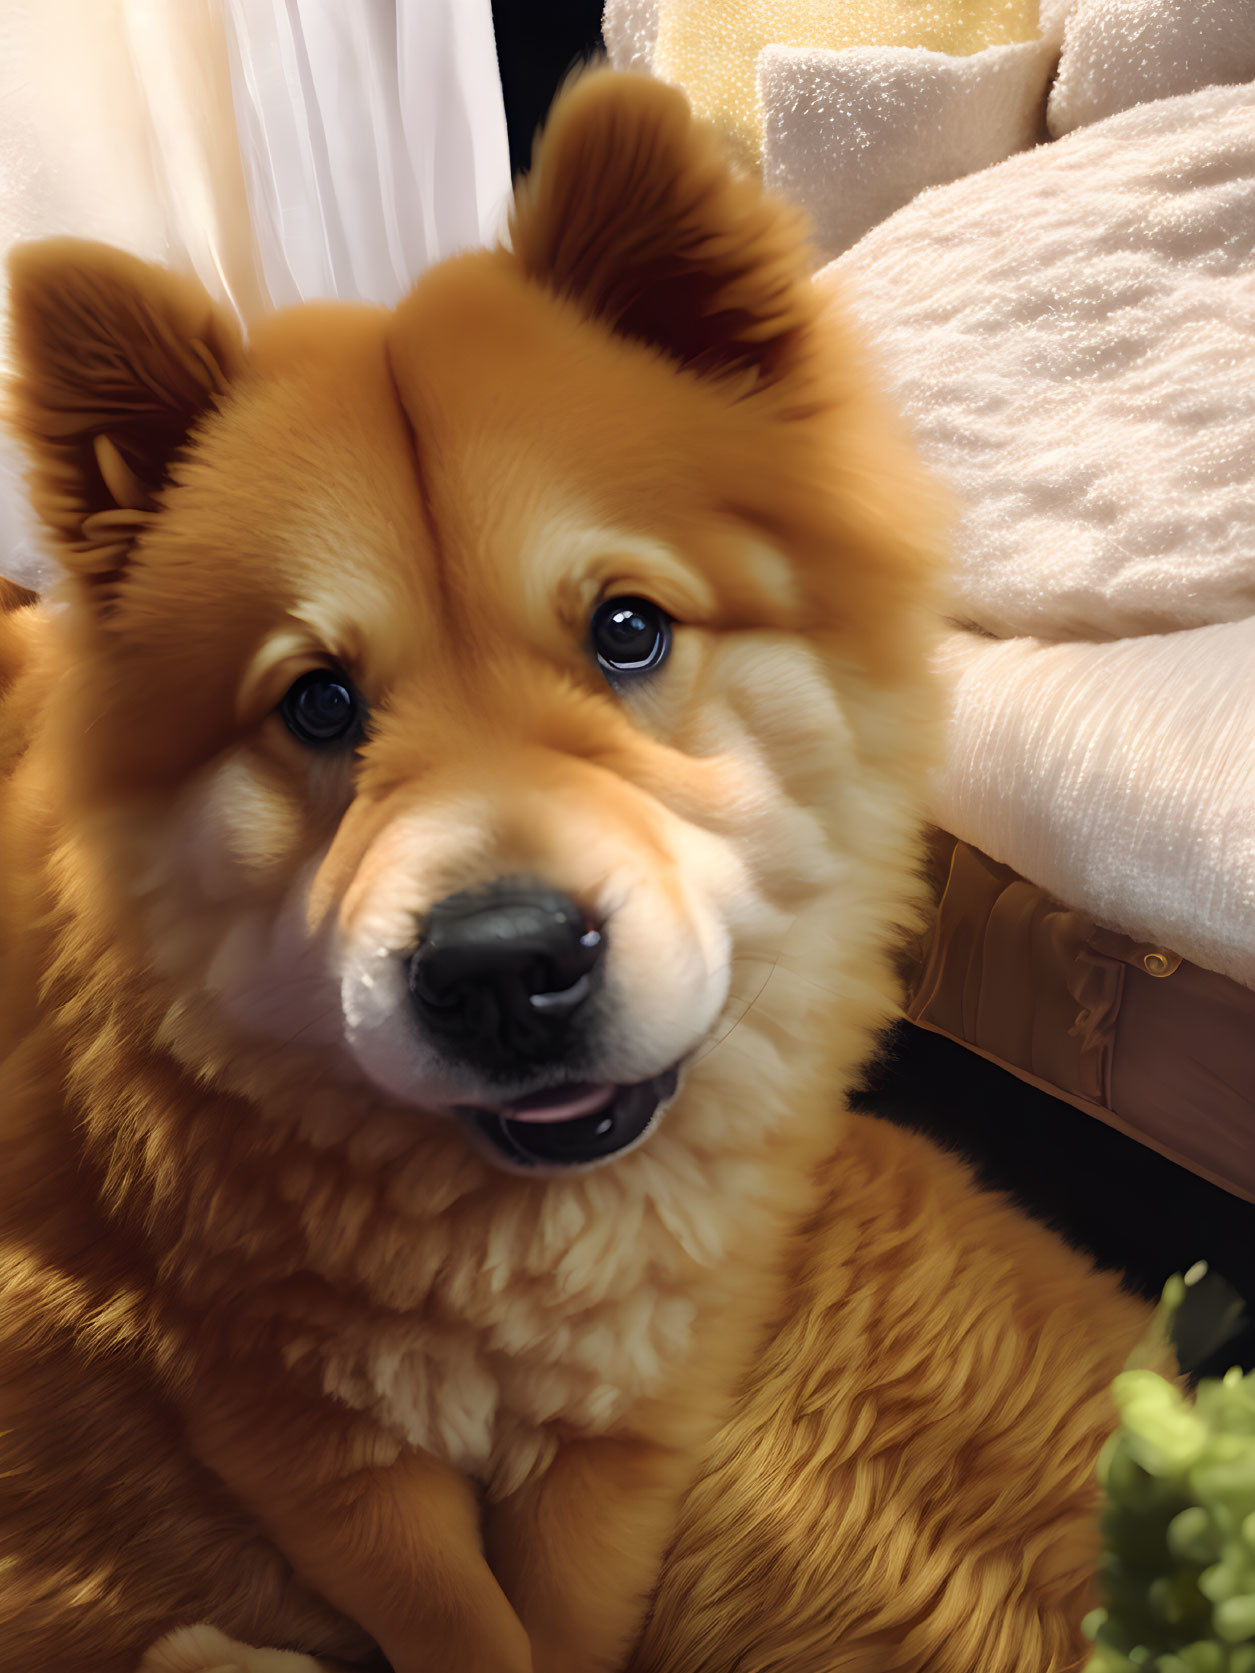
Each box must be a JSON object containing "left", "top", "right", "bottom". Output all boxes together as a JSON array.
[{"left": 655, "top": 0, "right": 1042, "bottom": 167}]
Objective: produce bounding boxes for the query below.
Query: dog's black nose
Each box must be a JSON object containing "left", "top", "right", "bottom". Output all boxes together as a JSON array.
[{"left": 408, "top": 884, "right": 603, "bottom": 1071}]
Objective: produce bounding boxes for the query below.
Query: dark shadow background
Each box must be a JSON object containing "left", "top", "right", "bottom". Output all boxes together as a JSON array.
[
  {"left": 487, "top": 0, "right": 1255, "bottom": 1374},
  {"left": 854, "top": 1024, "right": 1254, "bottom": 1376},
  {"left": 491, "top": 0, "right": 606, "bottom": 175}
]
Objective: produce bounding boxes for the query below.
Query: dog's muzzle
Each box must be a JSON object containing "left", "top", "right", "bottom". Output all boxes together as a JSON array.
[{"left": 408, "top": 881, "right": 677, "bottom": 1168}]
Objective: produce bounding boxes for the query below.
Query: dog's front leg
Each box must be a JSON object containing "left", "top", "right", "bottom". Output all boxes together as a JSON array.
[
  {"left": 485, "top": 1435, "right": 690, "bottom": 1673},
  {"left": 183, "top": 1381, "right": 532, "bottom": 1673}
]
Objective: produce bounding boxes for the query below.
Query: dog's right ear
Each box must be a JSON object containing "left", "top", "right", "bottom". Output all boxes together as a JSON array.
[
  {"left": 5, "top": 239, "right": 242, "bottom": 603},
  {"left": 509, "top": 70, "right": 818, "bottom": 400}
]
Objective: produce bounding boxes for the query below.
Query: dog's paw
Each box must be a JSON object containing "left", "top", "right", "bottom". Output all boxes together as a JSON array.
[{"left": 140, "top": 1623, "right": 332, "bottom": 1673}]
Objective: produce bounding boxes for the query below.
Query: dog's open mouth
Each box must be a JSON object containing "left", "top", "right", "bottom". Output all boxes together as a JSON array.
[{"left": 457, "top": 1067, "right": 680, "bottom": 1170}]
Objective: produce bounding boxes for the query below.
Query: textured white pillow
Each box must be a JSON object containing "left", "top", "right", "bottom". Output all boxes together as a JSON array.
[
  {"left": 759, "top": 35, "right": 1061, "bottom": 259},
  {"left": 827, "top": 81, "right": 1255, "bottom": 642},
  {"left": 1048, "top": 0, "right": 1255, "bottom": 137},
  {"left": 605, "top": 1, "right": 1075, "bottom": 259},
  {"left": 932, "top": 619, "right": 1255, "bottom": 988}
]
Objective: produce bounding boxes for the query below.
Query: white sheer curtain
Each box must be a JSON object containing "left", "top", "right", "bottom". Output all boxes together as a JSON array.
[
  {"left": 0, "top": 0, "right": 511, "bottom": 588},
  {"left": 222, "top": 0, "right": 510, "bottom": 309}
]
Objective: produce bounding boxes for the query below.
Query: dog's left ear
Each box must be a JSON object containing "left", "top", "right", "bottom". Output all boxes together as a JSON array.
[
  {"left": 5, "top": 239, "right": 242, "bottom": 600},
  {"left": 509, "top": 70, "right": 817, "bottom": 396}
]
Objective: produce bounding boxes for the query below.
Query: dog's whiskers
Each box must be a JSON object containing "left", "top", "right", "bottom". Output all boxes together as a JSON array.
[
  {"left": 277, "top": 1005, "right": 343, "bottom": 1050},
  {"left": 222, "top": 970, "right": 334, "bottom": 1008},
  {"left": 693, "top": 951, "right": 783, "bottom": 1066},
  {"left": 728, "top": 948, "right": 854, "bottom": 1009}
]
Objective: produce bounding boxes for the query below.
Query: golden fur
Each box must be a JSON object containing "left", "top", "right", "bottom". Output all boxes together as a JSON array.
[{"left": 0, "top": 70, "right": 1149, "bottom": 1673}]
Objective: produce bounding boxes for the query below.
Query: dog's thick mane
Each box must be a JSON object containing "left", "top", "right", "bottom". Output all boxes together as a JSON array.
[{"left": 15, "top": 718, "right": 922, "bottom": 1498}]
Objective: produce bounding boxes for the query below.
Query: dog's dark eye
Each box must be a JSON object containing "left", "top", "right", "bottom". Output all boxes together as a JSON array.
[
  {"left": 591, "top": 597, "right": 672, "bottom": 679},
  {"left": 279, "top": 668, "right": 361, "bottom": 748}
]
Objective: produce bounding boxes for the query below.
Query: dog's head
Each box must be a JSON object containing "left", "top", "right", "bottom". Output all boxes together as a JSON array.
[{"left": 8, "top": 73, "right": 940, "bottom": 1177}]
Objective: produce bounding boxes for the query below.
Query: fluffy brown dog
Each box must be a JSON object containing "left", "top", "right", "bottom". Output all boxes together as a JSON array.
[{"left": 0, "top": 69, "right": 1148, "bottom": 1673}]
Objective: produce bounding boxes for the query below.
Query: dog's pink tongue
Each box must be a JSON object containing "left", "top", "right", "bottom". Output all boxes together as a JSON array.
[{"left": 499, "top": 1082, "right": 616, "bottom": 1125}]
